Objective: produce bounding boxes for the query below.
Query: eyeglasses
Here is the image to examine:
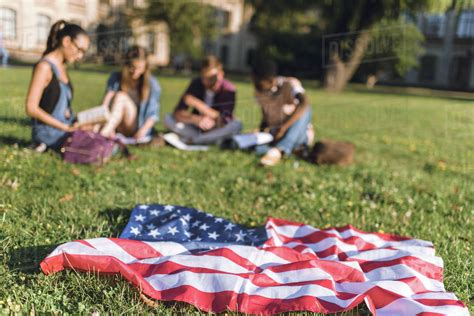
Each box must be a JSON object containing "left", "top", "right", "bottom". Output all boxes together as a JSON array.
[{"left": 71, "top": 40, "right": 87, "bottom": 55}]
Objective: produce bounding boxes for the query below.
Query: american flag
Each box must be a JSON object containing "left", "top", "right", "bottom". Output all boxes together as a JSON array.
[{"left": 41, "top": 204, "right": 468, "bottom": 315}]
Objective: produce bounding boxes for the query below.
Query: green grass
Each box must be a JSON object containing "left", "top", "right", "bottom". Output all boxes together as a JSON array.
[{"left": 0, "top": 66, "right": 473, "bottom": 314}]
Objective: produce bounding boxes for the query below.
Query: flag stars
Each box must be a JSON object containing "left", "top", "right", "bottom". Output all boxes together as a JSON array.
[
  {"left": 134, "top": 214, "right": 146, "bottom": 222},
  {"left": 180, "top": 217, "right": 189, "bottom": 226},
  {"left": 130, "top": 226, "right": 141, "bottom": 236},
  {"left": 224, "top": 223, "right": 236, "bottom": 231},
  {"left": 167, "top": 226, "right": 179, "bottom": 236},
  {"left": 146, "top": 223, "right": 156, "bottom": 230},
  {"left": 184, "top": 231, "right": 192, "bottom": 238},
  {"left": 235, "top": 230, "right": 247, "bottom": 242},
  {"left": 208, "top": 232, "right": 220, "bottom": 240},
  {"left": 164, "top": 205, "right": 175, "bottom": 211},
  {"left": 148, "top": 229, "right": 161, "bottom": 238},
  {"left": 138, "top": 205, "right": 149, "bottom": 210},
  {"left": 199, "top": 223, "right": 210, "bottom": 231},
  {"left": 192, "top": 221, "right": 202, "bottom": 228},
  {"left": 214, "top": 218, "right": 224, "bottom": 223},
  {"left": 149, "top": 209, "right": 160, "bottom": 216},
  {"left": 182, "top": 214, "right": 192, "bottom": 222}
]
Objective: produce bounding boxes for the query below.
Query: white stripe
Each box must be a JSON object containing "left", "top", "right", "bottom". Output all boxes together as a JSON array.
[
  {"left": 345, "top": 248, "right": 443, "bottom": 267},
  {"left": 377, "top": 297, "right": 469, "bottom": 316},
  {"left": 139, "top": 254, "right": 249, "bottom": 274},
  {"left": 411, "top": 292, "right": 458, "bottom": 300},
  {"left": 143, "top": 241, "right": 190, "bottom": 256},
  {"left": 266, "top": 223, "right": 319, "bottom": 238},
  {"left": 145, "top": 271, "right": 360, "bottom": 307},
  {"left": 268, "top": 222, "right": 433, "bottom": 250},
  {"left": 45, "top": 241, "right": 96, "bottom": 258},
  {"left": 86, "top": 238, "right": 138, "bottom": 264},
  {"left": 364, "top": 264, "right": 445, "bottom": 291},
  {"left": 225, "top": 245, "right": 290, "bottom": 268}
]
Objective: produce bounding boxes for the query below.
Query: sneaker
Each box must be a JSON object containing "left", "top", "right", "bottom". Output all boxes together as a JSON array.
[
  {"left": 260, "top": 147, "right": 282, "bottom": 166},
  {"left": 33, "top": 143, "right": 47, "bottom": 153}
]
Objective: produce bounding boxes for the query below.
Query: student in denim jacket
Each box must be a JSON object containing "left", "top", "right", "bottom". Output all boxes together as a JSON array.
[{"left": 100, "top": 46, "right": 160, "bottom": 140}]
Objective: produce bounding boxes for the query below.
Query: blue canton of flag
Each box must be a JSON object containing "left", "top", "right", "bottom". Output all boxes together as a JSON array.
[{"left": 120, "top": 204, "right": 267, "bottom": 247}]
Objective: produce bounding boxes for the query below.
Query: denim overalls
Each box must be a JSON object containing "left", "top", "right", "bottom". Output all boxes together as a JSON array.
[{"left": 32, "top": 59, "right": 74, "bottom": 149}]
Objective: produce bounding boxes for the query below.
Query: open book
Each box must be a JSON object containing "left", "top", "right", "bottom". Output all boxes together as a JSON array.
[{"left": 77, "top": 106, "right": 110, "bottom": 126}]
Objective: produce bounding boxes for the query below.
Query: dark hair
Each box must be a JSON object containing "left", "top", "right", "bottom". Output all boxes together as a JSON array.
[
  {"left": 251, "top": 58, "right": 277, "bottom": 83},
  {"left": 120, "top": 45, "right": 151, "bottom": 102},
  {"left": 42, "top": 20, "right": 87, "bottom": 56},
  {"left": 201, "top": 55, "right": 222, "bottom": 71}
]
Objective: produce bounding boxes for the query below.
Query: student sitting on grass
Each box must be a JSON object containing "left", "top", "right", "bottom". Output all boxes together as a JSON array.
[
  {"left": 252, "top": 59, "right": 314, "bottom": 166},
  {"left": 100, "top": 46, "right": 160, "bottom": 140},
  {"left": 25, "top": 20, "right": 90, "bottom": 151},
  {"left": 164, "top": 55, "right": 242, "bottom": 146}
]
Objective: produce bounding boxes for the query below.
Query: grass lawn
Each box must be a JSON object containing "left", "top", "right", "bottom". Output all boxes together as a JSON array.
[{"left": 0, "top": 66, "right": 472, "bottom": 314}]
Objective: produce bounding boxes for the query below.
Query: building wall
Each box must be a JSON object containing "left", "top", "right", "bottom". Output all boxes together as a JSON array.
[
  {"left": 0, "top": 0, "right": 99, "bottom": 61},
  {"left": 203, "top": 0, "right": 257, "bottom": 72}
]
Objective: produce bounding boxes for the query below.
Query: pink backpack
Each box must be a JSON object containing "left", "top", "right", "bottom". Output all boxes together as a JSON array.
[{"left": 61, "top": 130, "right": 130, "bottom": 165}]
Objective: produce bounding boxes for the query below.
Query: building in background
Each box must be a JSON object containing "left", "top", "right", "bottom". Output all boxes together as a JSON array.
[
  {"left": 0, "top": 0, "right": 169, "bottom": 65},
  {"left": 386, "top": 10, "right": 474, "bottom": 91},
  {"left": 0, "top": 0, "right": 256, "bottom": 70},
  {"left": 202, "top": 0, "right": 257, "bottom": 72}
]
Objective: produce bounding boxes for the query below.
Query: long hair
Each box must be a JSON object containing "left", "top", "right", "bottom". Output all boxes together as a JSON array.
[
  {"left": 42, "top": 20, "right": 87, "bottom": 56},
  {"left": 120, "top": 46, "right": 151, "bottom": 102}
]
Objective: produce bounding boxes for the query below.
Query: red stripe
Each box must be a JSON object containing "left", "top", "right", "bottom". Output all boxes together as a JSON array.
[
  {"left": 357, "top": 256, "right": 443, "bottom": 281},
  {"left": 414, "top": 298, "right": 466, "bottom": 307},
  {"left": 109, "top": 238, "right": 163, "bottom": 259}
]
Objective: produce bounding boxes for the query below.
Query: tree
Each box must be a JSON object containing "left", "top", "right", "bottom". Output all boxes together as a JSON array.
[
  {"left": 145, "top": 0, "right": 218, "bottom": 59},
  {"left": 249, "top": 0, "right": 462, "bottom": 92}
]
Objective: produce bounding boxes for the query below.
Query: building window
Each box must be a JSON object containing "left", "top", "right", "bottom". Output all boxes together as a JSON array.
[
  {"left": 449, "top": 55, "right": 471, "bottom": 89},
  {"left": 457, "top": 11, "right": 474, "bottom": 38},
  {"left": 220, "top": 45, "right": 228, "bottom": 66},
  {"left": 37, "top": 14, "right": 51, "bottom": 44},
  {"left": 0, "top": 7, "right": 17, "bottom": 40},
  {"left": 246, "top": 49, "right": 256, "bottom": 67},
  {"left": 215, "top": 9, "right": 231, "bottom": 30},
  {"left": 420, "top": 14, "right": 445, "bottom": 38},
  {"left": 418, "top": 55, "right": 437, "bottom": 82}
]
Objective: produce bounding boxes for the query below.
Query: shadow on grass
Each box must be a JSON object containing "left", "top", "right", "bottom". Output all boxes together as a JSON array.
[
  {"left": 7, "top": 244, "right": 57, "bottom": 274},
  {"left": 99, "top": 207, "right": 132, "bottom": 238},
  {"left": 0, "top": 135, "right": 31, "bottom": 147},
  {"left": 0, "top": 116, "right": 31, "bottom": 126}
]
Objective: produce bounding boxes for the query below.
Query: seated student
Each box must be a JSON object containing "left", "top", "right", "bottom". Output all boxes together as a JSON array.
[
  {"left": 100, "top": 46, "right": 160, "bottom": 140},
  {"left": 164, "top": 55, "right": 242, "bottom": 145},
  {"left": 251, "top": 59, "right": 314, "bottom": 166},
  {"left": 25, "top": 20, "right": 90, "bottom": 151}
]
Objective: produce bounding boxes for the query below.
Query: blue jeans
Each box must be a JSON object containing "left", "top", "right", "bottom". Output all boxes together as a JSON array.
[
  {"left": 256, "top": 108, "right": 312, "bottom": 156},
  {"left": 0, "top": 47, "right": 8, "bottom": 66}
]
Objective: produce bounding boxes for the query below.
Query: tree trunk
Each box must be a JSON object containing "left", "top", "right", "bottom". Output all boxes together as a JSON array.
[{"left": 324, "top": 30, "right": 372, "bottom": 92}]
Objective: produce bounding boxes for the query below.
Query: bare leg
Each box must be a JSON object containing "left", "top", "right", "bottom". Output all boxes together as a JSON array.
[{"left": 101, "top": 91, "right": 137, "bottom": 137}]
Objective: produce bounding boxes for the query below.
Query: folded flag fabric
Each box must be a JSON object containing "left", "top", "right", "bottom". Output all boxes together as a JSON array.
[{"left": 40, "top": 204, "right": 468, "bottom": 315}]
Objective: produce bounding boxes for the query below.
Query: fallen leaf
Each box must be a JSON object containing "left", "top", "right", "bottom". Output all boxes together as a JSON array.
[{"left": 59, "top": 194, "right": 74, "bottom": 203}]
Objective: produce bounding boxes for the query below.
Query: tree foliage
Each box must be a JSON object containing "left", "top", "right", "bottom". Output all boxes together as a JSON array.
[
  {"left": 145, "top": 0, "right": 218, "bottom": 59},
  {"left": 248, "top": 0, "right": 467, "bottom": 90}
]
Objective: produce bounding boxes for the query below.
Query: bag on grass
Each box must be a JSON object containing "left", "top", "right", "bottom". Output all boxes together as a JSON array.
[
  {"left": 310, "top": 139, "right": 355, "bottom": 166},
  {"left": 61, "top": 130, "right": 130, "bottom": 165}
]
